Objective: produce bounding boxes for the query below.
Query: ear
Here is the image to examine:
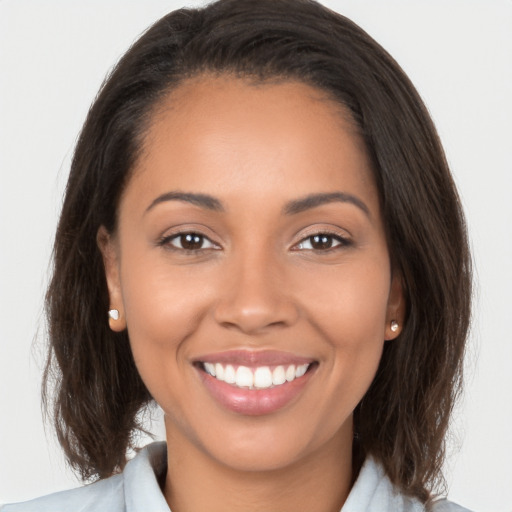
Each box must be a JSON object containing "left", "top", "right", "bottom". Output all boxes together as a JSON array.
[
  {"left": 97, "top": 226, "right": 127, "bottom": 332},
  {"left": 384, "top": 271, "right": 406, "bottom": 341}
]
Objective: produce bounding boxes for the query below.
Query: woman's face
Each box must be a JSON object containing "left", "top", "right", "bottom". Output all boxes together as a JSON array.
[{"left": 101, "top": 76, "right": 403, "bottom": 472}]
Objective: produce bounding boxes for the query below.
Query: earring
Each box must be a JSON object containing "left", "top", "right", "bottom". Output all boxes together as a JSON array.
[
  {"left": 390, "top": 320, "right": 399, "bottom": 332},
  {"left": 108, "top": 309, "right": 120, "bottom": 321}
]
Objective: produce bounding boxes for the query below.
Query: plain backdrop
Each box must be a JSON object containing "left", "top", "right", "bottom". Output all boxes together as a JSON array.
[{"left": 1, "top": 1, "right": 511, "bottom": 510}]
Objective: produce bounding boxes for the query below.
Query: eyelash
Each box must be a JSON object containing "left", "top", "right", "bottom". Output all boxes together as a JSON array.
[
  {"left": 292, "top": 232, "right": 352, "bottom": 252},
  {"left": 158, "top": 232, "right": 220, "bottom": 252},
  {"left": 158, "top": 230, "right": 351, "bottom": 253}
]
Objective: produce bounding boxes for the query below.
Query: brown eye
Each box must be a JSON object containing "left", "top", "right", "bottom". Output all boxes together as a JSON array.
[
  {"left": 295, "top": 233, "right": 349, "bottom": 251},
  {"left": 310, "top": 235, "right": 335, "bottom": 250},
  {"left": 164, "top": 232, "right": 218, "bottom": 251},
  {"left": 180, "top": 233, "right": 204, "bottom": 250}
]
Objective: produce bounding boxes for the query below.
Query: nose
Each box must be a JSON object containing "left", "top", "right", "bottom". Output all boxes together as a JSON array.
[{"left": 213, "top": 250, "right": 299, "bottom": 335}]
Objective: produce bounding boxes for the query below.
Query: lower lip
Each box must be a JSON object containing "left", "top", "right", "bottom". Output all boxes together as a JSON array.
[{"left": 198, "top": 366, "right": 315, "bottom": 416}]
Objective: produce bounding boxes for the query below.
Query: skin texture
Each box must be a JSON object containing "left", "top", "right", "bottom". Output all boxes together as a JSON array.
[{"left": 99, "top": 76, "right": 404, "bottom": 512}]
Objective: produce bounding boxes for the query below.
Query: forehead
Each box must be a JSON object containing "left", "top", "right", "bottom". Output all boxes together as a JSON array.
[{"left": 125, "top": 75, "right": 378, "bottom": 215}]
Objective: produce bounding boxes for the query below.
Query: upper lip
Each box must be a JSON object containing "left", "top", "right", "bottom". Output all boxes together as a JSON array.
[{"left": 194, "top": 349, "right": 315, "bottom": 367}]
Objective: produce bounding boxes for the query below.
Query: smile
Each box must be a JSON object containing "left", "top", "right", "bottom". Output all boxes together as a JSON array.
[
  {"left": 195, "top": 350, "right": 317, "bottom": 415},
  {"left": 202, "top": 362, "right": 310, "bottom": 389}
]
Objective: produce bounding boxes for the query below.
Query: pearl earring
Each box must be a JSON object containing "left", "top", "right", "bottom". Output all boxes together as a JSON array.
[
  {"left": 108, "top": 309, "right": 120, "bottom": 321},
  {"left": 390, "top": 320, "right": 399, "bottom": 332}
]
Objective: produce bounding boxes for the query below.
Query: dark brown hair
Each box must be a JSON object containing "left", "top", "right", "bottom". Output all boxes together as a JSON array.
[{"left": 43, "top": 0, "right": 471, "bottom": 502}]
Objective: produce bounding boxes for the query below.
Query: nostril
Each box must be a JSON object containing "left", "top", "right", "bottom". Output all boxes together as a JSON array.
[
  {"left": 215, "top": 305, "right": 297, "bottom": 334},
  {"left": 212, "top": 265, "right": 300, "bottom": 333},
  {"left": 217, "top": 311, "right": 292, "bottom": 334}
]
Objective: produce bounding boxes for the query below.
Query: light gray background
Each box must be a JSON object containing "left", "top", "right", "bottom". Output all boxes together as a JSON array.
[{"left": 1, "top": 1, "right": 511, "bottom": 510}]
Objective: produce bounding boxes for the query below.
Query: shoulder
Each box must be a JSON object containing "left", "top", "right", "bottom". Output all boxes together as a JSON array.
[
  {"left": 0, "top": 442, "right": 169, "bottom": 512},
  {"left": 0, "top": 475, "right": 124, "bottom": 512},
  {"left": 428, "top": 499, "right": 474, "bottom": 512},
  {"left": 343, "top": 457, "right": 474, "bottom": 512}
]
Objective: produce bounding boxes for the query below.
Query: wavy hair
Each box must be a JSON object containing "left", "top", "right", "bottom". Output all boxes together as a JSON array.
[{"left": 43, "top": 0, "right": 471, "bottom": 502}]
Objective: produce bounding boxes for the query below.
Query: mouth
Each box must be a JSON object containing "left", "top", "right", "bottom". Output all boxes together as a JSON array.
[
  {"left": 194, "top": 350, "right": 318, "bottom": 415},
  {"left": 199, "top": 361, "right": 312, "bottom": 389}
]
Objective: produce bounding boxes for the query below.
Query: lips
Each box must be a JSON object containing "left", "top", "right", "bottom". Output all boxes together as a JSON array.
[{"left": 195, "top": 350, "right": 317, "bottom": 415}]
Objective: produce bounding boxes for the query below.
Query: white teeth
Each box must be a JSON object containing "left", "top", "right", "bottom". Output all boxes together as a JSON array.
[
  {"left": 215, "top": 363, "right": 224, "bottom": 380},
  {"left": 224, "top": 364, "right": 236, "bottom": 384},
  {"left": 285, "top": 365, "right": 295, "bottom": 382},
  {"left": 204, "top": 362, "right": 216, "bottom": 376},
  {"left": 272, "top": 365, "right": 286, "bottom": 385},
  {"left": 254, "top": 367, "right": 273, "bottom": 389},
  {"left": 295, "top": 364, "right": 308, "bottom": 378},
  {"left": 203, "top": 362, "right": 312, "bottom": 389},
  {"left": 236, "top": 366, "right": 254, "bottom": 388}
]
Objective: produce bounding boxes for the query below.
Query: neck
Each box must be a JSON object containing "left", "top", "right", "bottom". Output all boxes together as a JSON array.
[{"left": 163, "top": 418, "right": 353, "bottom": 512}]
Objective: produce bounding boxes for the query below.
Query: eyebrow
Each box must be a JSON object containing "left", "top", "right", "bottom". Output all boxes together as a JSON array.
[
  {"left": 145, "top": 190, "right": 369, "bottom": 217},
  {"left": 283, "top": 192, "right": 370, "bottom": 217},
  {"left": 145, "top": 191, "right": 224, "bottom": 213}
]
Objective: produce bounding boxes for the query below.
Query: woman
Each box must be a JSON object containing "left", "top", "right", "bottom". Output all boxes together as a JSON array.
[{"left": 1, "top": 0, "right": 473, "bottom": 510}]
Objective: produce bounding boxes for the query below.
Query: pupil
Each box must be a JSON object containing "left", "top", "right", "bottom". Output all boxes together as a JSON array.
[
  {"left": 312, "top": 235, "right": 332, "bottom": 250},
  {"left": 181, "top": 233, "right": 202, "bottom": 250}
]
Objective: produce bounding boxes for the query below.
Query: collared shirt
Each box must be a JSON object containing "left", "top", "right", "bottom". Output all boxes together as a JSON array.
[{"left": 1, "top": 442, "right": 471, "bottom": 512}]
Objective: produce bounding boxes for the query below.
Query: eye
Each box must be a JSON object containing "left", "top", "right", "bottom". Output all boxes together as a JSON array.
[
  {"left": 161, "top": 232, "right": 219, "bottom": 251},
  {"left": 294, "top": 233, "right": 349, "bottom": 251}
]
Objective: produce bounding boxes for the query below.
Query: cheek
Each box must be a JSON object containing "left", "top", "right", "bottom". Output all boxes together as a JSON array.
[
  {"left": 120, "top": 255, "right": 210, "bottom": 340},
  {"left": 299, "top": 257, "right": 391, "bottom": 342},
  {"left": 298, "top": 259, "right": 390, "bottom": 400},
  {"left": 117, "top": 254, "right": 214, "bottom": 393}
]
